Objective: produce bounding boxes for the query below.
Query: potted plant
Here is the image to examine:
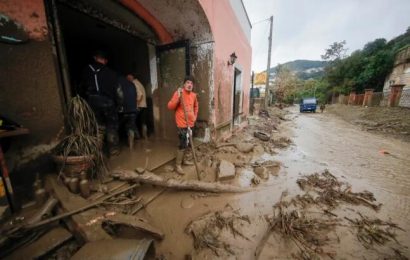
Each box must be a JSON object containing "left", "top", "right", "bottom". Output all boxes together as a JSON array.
[{"left": 53, "top": 96, "right": 106, "bottom": 179}]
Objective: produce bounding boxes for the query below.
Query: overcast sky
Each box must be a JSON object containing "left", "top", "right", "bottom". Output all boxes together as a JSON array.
[{"left": 242, "top": 0, "right": 410, "bottom": 73}]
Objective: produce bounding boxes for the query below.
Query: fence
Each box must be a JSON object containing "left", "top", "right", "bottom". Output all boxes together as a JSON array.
[{"left": 333, "top": 88, "right": 410, "bottom": 108}]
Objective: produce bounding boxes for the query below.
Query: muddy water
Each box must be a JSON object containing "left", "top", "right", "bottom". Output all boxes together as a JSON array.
[{"left": 133, "top": 107, "right": 410, "bottom": 259}]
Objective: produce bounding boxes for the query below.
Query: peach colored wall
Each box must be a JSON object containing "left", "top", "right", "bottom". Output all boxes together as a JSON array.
[
  {"left": 0, "top": 0, "right": 48, "bottom": 40},
  {"left": 0, "top": 0, "right": 64, "bottom": 199},
  {"left": 199, "top": 0, "right": 252, "bottom": 127}
]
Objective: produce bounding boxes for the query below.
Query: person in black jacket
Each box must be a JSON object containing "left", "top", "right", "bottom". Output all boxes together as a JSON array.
[
  {"left": 118, "top": 76, "right": 138, "bottom": 150},
  {"left": 81, "top": 50, "right": 122, "bottom": 156}
]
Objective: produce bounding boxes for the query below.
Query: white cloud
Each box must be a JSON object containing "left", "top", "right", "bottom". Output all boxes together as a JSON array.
[{"left": 243, "top": 0, "right": 410, "bottom": 72}]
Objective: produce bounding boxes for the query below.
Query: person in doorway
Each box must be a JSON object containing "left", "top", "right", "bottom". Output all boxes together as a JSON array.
[
  {"left": 81, "top": 50, "right": 122, "bottom": 156},
  {"left": 118, "top": 76, "right": 138, "bottom": 150},
  {"left": 126, "top": 74, "right": 148, "bottom": 140},
  {"left": 167, "top": 76, "right": 198, "bottom": 175}
]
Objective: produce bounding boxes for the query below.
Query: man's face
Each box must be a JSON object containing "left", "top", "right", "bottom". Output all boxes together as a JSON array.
[
  {"left": 94, "top": 56, "right": 108, "bottom": 65},
  {"left": 183, "top": 80, "right": 193, "bottom": 92}
]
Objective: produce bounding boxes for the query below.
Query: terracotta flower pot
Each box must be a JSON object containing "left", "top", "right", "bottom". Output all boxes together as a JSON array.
[{"left": 52, "top": 155, "right": 94, "bottom": 178}]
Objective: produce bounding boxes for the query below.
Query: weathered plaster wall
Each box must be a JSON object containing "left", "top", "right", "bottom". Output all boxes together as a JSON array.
[
  {"left": 0, "top": 0, "right": 48, "bottom": 40},
  {"left": 383, "top": 46, "right": 410, "bottom": 92},
  {"left": 0, "top": 0, "right": 64, "bottom": 200},
  {"left": 191, "top": 42, "right": 214, "bottom": 142},
  {"left": 138, "top": 0, "right": 212, "bottom": 43},
  {"left": 199, "top": 0, "right": 252, "bottom": 140}
]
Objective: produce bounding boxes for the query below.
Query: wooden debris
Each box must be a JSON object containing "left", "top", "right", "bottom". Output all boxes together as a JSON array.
[
  {"left": 89, "top": 181, "right": 128, "bottom": 201},
  {"left": 71, "top": 239, "right": 155, "bottom": 260},
  {"left": 26, "top": 197, "right": 58, "bottom": 225},
  {"left": 296, "top": 170, "right": 381, "bottom": 211},
  {"left": 186, "top": 211, "right": 251, "bottom": 256},
  {"left": 6, "top": 227, "right": 73, "bottom": 260},
  {"left": 102, "top": 213, "right": 164, "bottom": 240},
  {"left": 261, "top": 193, "right": 339, "bottom": 259},
  {"left": 131, "top": 188, "right": 167, "bottom": 215},
  {"left": 43, "top": 175, "right": 138, "bottom": 242},
  {"left": 345, "top": 213, "right": 404, "bottom": 249},
  {"left": 112, "top": 170, "right": 251, "bottom": 193}
]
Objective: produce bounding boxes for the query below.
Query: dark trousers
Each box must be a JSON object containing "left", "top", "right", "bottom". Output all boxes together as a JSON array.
[
  {"left": 87, "top": 95, "right": 119, "bottom": 148},
  {"left": 177, "top": 128, "right": 190, "bottom": 150},
  {"left": 136, "top": 108, "right": 147, "bottom": 137},
  {"left": 120, "top": 112, "right": 138, "bottom": 135}
]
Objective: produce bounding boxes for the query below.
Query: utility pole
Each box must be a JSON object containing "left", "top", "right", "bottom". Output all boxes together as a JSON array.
[{"left": 264, "top": 15, "right": 273, "bottom": 109}]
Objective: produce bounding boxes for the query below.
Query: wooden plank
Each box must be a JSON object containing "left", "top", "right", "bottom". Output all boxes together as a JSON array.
[
  {"left": 0, "top": 128, "right": 29, "bottom": 139},
  {"left": 7, "top": 227, "right": 72, "bottom": 260},
  {"left": 103, "top": 213, "right": 165, "bottom": 240},
  {"left": 45, "top": 175, "right": 112, "bottom": 242}
]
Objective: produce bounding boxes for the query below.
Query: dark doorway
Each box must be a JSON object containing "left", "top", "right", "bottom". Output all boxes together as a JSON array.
[
  {"left": 233, "top": 68, "right": 243, "bottom": 124},
  {"left": 54, "top": 3, "right": 150, "bottom": 96}
]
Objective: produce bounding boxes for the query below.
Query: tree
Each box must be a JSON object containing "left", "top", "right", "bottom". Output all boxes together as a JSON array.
[
  {"left": 274, "top": 65, "right": 299, "bottom": 103},
  {"left": 321, "top": 41, "right": 347, "bottom": 61}
]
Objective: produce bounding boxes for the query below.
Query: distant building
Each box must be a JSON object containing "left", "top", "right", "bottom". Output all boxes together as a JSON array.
[{"left": 383, "top": 45, "right": 410, "bottom": 107}]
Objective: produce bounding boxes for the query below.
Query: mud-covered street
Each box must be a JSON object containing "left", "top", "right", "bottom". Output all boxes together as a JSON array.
[
  {"left": 2, "top": 105, "right": 409, "bottom": 259},
  {"left": 143, "top": 106, "right": 410, "bottom": 259}
]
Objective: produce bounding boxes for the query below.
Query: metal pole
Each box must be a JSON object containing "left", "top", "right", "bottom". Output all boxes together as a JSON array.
[{"left": 264, "top": 16, "right": 274, "bottom": 109}]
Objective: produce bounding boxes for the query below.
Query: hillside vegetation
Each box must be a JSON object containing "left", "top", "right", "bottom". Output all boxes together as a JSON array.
[{"left": 271, "top": 27, "right": 410, "bottom": 104}]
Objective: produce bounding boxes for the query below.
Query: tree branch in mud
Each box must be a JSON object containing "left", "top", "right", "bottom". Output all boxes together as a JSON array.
[
  {"left": 345, "top": 213, "right": 404, "bottom": 249},
  {"left": 257, "top": 192, "right": 339, "bottom": 259},
  {"left": 296, "top": 170, "right": 382, "bottom": 211},
  {"left": 111, "top": 170, "right": 251, "bottom": 193}
]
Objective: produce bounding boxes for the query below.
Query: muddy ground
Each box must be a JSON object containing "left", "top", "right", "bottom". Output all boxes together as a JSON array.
[
  {"left": 2, "top": 104, "right": 409, "bottom": 259},
  {"left": 132, "top": 105, "right": 410, "bottom": 259},
  {"left": 326, "top": 104, "right": 410, "bottom": 142}
]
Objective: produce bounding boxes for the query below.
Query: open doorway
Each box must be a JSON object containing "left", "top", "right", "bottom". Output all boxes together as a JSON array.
[
  {"left": 233, "top": 68, "right": 243, "bottom": 125},
  {"left": 46, "top": 0, "right": 190, "bottom": 170},
  {"left": 50, "top": 2, "right": 156, "bottom": 137}
]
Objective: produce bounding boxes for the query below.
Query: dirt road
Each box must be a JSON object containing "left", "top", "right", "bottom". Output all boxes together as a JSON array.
[
  {"left": 144, "top": 106, "right": 410, "bottom": 259},
  {"left": 269, "top": 106, "right": 410, "bottom": 258}
]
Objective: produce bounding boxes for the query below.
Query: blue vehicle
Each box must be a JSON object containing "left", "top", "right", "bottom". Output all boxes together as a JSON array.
[{"left": 300, "top": 97, "right": 317, "bottom": 113}]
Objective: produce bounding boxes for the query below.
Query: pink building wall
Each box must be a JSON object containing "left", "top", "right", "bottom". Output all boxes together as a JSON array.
[{"left": 199, "top": 0, "right": 252, "bottom": 128}]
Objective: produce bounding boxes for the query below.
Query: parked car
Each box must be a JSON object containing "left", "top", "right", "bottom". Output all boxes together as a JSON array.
[{"left": 299, "top": 97, "right": 317, "bottom": 112}]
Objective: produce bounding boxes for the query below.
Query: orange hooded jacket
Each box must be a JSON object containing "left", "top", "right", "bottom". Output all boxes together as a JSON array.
[{"left": 167, "top": 89, "right": 198, "bottom": 128}]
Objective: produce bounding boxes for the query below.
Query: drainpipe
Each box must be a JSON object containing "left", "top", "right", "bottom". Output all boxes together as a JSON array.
[{"left": 119, "top": 0, "right": 173, "bottom": 44}]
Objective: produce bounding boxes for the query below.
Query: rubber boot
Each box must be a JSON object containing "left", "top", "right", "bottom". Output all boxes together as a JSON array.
[
  {"left": 183, "top": 151, "right": 194, "bottom": 166},
  {"left": 175, "top": 150, "right": 185, "bottom": 175},
  {"left": 107, "top": 131, "right": 120, "bottom": 156},
  {"left": 142, "top": 124, "right": 148, "bottom": 141},
  {"left": 128, "top": 130, "right": 134, "bottom": 151}
]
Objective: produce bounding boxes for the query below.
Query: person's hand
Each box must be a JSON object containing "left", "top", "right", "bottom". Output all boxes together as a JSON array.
[
  {"left": 177, "top": 88, "right": 183, "bottom": 97},
  {"left": 187, "top": 127, "right": 192, "bottom": 137}
]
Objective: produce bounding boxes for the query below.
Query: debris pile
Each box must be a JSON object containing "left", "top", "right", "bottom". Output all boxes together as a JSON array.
[
  {"left": 185, "top": 210, "right": 251, "bottom": 257},
  {"left": 257, "top": 170, "right": 406, "bottom": 259},
  {"left": 268, "top": 194, "right": 339, "bottom": 259},
  {"left": 345, "top": 213, "right": 405, "bottom": 249},
  {"left": 296, "top": 170, "right": 381, "bottom": 211}
]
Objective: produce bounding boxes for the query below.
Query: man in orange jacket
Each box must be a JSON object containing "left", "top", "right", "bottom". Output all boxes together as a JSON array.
[{"left": 167, "top": 76, "right": 198, "bottom": 175}]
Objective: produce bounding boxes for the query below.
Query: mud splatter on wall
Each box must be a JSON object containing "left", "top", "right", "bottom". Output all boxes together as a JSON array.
[{"left": 0, "top": 0, "right": 48, "bottom": 41}]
